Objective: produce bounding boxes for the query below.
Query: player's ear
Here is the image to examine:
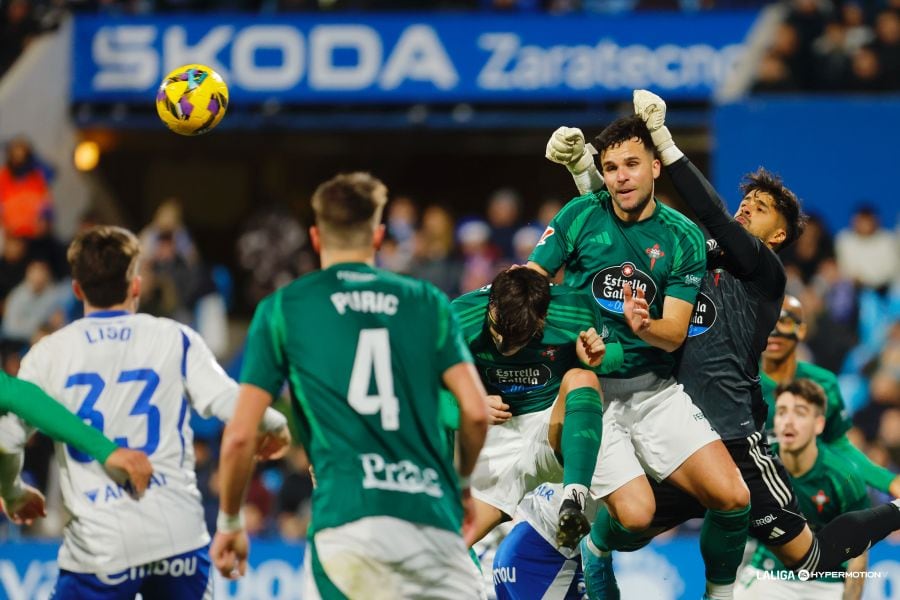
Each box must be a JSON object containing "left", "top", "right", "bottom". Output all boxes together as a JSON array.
[
  {"left": 651, "top": 157, "right": 661, "bottom": 179},
  {"left": 797, "top": 320, "right": 808, "bottom": 342},
  {"left": 130, "top": 275, "right": 142, "bottom": 300},
  {"left": 814, "top": 414, "right": 825, "bottom": 436},
  {"left": 373, "top": 224, "right": 386, "bottom": 251},
  {"left": 71, "top": 280, "right": 85, "bottom": 302},
  {"left": 769, "top": 228, "right": 786, "bottom": 249},
  {"left": 309, "top": 226, "right": 321, "bottom": 254}
]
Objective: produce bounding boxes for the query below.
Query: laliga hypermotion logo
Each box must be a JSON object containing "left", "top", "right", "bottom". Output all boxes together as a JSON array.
[{"left": 591, "top": 262, "right": 658, "bottom": 315}]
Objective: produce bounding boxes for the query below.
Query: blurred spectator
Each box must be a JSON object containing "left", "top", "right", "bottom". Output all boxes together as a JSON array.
[
  {"left": 0, "top": 137, "right": 53, "bottom": 240},
  {"left": 835, "top": 205, "right": 899, "bottom": 293},
  {"left": 511, "top": 225, "right": 543, "bottom": 265},
  {"left": 457, "top": 218, "right": 499, "bottom": 292},
  {"left": 236, "top": 206, "right": 310, "bottom": 307},
  {"left": 841, "top": 2, "right": 875, "bottom": 50},
  {"left": 872, "top": 9, "right": 900, "bottom": 88},
  {"left": 751, "top": 51, "right": 799, "bottom": 92},
  {"left": 537, "top": 198, "right": 563, "bottom": 228},
  {"left": 1, "top": 260, "right": 65, "bottom": 343},
  {"left": 0, "top": 0, "right": 39, "bottom": 75},
  {"left": 780, "top": 213, "right": 834, "bottom": 284},
  {"left": 811, "top": 21, "right": 852, "bottom": 89},
  {"left": 0, "top": 235, "right": 28, "bottom": 308},
  {"left": 485, "top": 188, "right": 523, "bottom": 261},
  {"left": 846, "top": 46, "right": 886, "bottom": 90},
  {"left": 381, "top": 195, "right": 418, "bottom": 273},
  {"left": 410, "top": 204, "right": 463, "bottom": 297},
  {"left": 276, "top": 447, "right": 313, "bottom": 541},
  {"left": 140, "top": 198, "right": 198, "bottom": 266}
]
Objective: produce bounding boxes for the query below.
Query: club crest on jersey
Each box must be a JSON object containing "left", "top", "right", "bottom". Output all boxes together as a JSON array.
[
  {"left": 687, "top": 292, "right": 718, "bottom": 337},
  {"left": 645, "top": 243, "right": 665, "bottom": 270},
  {"left": 812, "top": 489, "right": 830, "bottom": 513},
  {"left": 591, "top": 262, "right": 658, "bottom": 315},
  {"left": 541, "top": 346, "right": 558, "bottom": 361},
  {"left": 537, "top": 226, "right": 554, "bottom": 246}
]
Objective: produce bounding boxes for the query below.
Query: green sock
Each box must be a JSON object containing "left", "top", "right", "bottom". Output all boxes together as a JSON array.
[
  {"left": 700, "top": 506, "right": 750, "bottom": 585},
  {"left": 590, "top": 507, "right": 653, "bottom": 553},
  {"left": 561, "top": 387, "right": 603, "bottom": 488}
]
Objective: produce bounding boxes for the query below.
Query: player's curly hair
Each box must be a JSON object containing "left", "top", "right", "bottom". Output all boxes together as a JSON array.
[
  {"left": 740, "top": 168, "right": 806, "bottom": 251},
  {"left": 312, "top": 172, "right": 388, "bottom": 248},
  {"left": 488, "top": 267, "right": 550, "bottom": 353},
  {"left": 775, "top": 378, "right": 826, "bottom": 414},
  {"left": 68, "top": 226, "right": 141, "bottom": 308},
  {"left": 593, "top": 115, "right": 658, "bottom": 159}
]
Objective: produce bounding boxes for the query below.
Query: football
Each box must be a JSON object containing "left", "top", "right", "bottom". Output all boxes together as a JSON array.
[{"left": 155, "top": 64, "right": 229, "bottom": 136}]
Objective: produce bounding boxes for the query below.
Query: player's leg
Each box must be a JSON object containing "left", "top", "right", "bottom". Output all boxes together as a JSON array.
[
  {"left": 52, "top": 568, "right": 143, "bottom": 600},
  {"left": 771, "top": 501, "right": 900, "bottom": 574},
  {"left": 138, "top": 547, "right": 213, "bottom": 600},
  {"left": 312, "top": 515, "right": 484, "bottom": 600},
  {"left": 492, "top": 520, "right": 584, "bottom": 600},
  {"left": 468, "top": 499, "right": 511, "bottom": 546},
  {"left": 548, "top": 368, "right": 604, "bottom": 548},
  {"left": 580, "top": 396, "right": 650, "bottom": 600},
  {"left": 738, "top": 434, "right": 900, "bottom": 575},
  {"left": 632, "top": 383, "right": 749, "bottom": 600}
]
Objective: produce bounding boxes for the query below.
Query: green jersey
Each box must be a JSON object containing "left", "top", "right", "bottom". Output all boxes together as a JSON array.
[
  {"left": 761, "top": 362, "right": 851, "bottom": 443},
  {"left": 241, "top": 263, "right": 472, "bottom": 534},
  {"left": 451, "top": 284, "right": 624, "bottom": 416},
  {"left": 750, "top": 442, "right": 869, "bottom": 581},
  {"left": 529, "top": 191, "right": 706, "bottom": 379}
]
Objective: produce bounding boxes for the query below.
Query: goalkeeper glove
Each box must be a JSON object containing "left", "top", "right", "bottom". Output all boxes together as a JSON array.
[
  {"left": 633, "top": 89, "right": 683, "bottom": 167},
  {"left": 545, "top": 126, "right": 603, "bottom": 196}
]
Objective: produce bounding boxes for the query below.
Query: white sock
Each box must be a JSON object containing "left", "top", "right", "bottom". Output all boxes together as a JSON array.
[
  {"left": 584, "top": 535, "right": 612, "bottom": 558},
  {"left": 705, "top": 582, "right": 734, "bottom": 600},
  {"left": 891, "top": 498, "right": 900, "bottom": 511},
  {"left": 562, "top": 483, "right": 588, "bottom": 508}
]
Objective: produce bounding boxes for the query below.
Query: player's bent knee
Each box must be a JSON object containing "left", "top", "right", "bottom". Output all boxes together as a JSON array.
[
  {"left": 613, "top": 501, "right": 655, "bottom": 531},
  {"left": 708, "top": 480, "right": 750, "bottom": 512},
  {"left": 561, "top": 368, "right": 600, "bottom": 392}
]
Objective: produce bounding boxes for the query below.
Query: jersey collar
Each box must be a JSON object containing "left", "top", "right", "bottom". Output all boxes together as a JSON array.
[{"left": 85, "top": 310, "right": 130, "bottom": 318}]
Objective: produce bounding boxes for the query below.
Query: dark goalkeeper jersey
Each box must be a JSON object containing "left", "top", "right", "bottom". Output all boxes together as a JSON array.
[{"left": 669, "top": 158, "right": 787, "bottom": 441}]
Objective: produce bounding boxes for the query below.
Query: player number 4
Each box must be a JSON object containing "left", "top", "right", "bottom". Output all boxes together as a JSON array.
[{"left": 348, "top": 328, "right": 399, "bottom": 431}]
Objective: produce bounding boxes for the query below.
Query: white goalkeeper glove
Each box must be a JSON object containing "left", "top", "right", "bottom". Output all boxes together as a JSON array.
[
  {"left": 545, "top": 126, "right": 603, "bottom": 195},
  {"left": 633, "top": 89, "right": 683, "bottom": 166}
]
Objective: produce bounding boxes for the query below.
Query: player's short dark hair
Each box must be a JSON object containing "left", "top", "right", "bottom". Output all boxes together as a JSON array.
[
  {"left": 593, "top": 115, "right": 657, "bottom": 159},
  {"left": 68, "top": 226, "right": 141, "bottom": 308},
  {"left": 489, "top": 267, "right": 551, "bottom": 352},
  {"left": 776, "top": 378, "right": 826, "bottom": 414},
  {"left": 311, "top": 172, "right": 388, "bottom": 249},
  {"left": 740, "top": 168, "right": 806, "bottom": 250}
]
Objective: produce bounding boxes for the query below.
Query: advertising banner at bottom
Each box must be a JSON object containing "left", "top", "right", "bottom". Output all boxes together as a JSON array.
[{"left": 1, "top": 536, "right": 897, "bottom": 599}]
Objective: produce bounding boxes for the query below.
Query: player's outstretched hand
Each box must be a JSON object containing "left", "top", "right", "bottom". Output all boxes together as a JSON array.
[
  {"left": 104, "top": 448, "right": 153, "bottom": 497},
  {"left": 545, "top": 127, "right": 597, "bottom": 176},
  {"left": 1, "top": 484, "right": 46, "bottom": 525},
  {"left": 212, "top": 530, "right": 250, "bottom": 579},
  {"left": 486, "top": 395, "right": 512, "bottom": 425},
  {"left": 633, "top": 90, "right": 667, "bottom": 132},
  {"left": 577, "top": 327, "right": 607, "bottom": 368},
  {"left": 255, "top": 425, "right": 291, "bottom": 461},
  {"left": 623, "top": 283, "right": 651, "bottom": 334}
]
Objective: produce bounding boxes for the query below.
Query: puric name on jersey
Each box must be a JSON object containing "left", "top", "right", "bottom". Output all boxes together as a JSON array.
[
  {"left": 84, "top": 324, "right": 132, "bottom": 344},
  {"left": 331, "top": 291, "right": 399, "bottom": 316},
  {"left": 360, "top": 452, "right": 443, "bottom": 498}
]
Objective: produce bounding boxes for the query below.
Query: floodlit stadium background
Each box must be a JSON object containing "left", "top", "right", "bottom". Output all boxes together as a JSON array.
[{"left": 0, "top": 1, "right": 898, "bottom": 598}]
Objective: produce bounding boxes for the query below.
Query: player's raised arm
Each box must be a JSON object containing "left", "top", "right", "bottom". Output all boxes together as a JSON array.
[
  {"left": 633, "top": 89, "right": 767, "bottom": 277},
  {"left": 545, "top": 126, "right": 604, "bottom": 195}
]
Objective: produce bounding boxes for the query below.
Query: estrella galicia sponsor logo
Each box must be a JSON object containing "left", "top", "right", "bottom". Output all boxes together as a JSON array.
[
  {"left": 687, "top": 292, "right": 717, "bottom": 337},
  {"left": 485, "top": 364, "right": 552, "bottom": 393},
  {"left": 591, "top": 262, "right": 657, "bottom": 314}
]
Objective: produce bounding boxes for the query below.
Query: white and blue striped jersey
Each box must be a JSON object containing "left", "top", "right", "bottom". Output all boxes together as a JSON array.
[{"left": 17, "top": 310, "right": 239, "bottom": 573}]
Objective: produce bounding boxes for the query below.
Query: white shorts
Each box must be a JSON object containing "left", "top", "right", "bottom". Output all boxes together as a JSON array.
[
  {"left": 304, "top": 516, "right": 485, "bottom": 600},
  {"left": 471, "top": 403, "right": 564, "bottom": 517},
  {"left": 591, "top": 374, "right": 720, "bottom": 498},
  {"left": 735, "top": 567, "right": 844, "bottom": 600}
]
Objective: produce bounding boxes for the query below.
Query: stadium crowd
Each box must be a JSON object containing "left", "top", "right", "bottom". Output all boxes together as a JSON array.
[{"left": 0, "top": 131, "right": 897, "bottom": 544}]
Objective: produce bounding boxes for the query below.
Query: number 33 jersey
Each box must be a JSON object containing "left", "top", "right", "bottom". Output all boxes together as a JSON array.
[{"left": 16, "top": 310, "right": 236, "bottom": 573}]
